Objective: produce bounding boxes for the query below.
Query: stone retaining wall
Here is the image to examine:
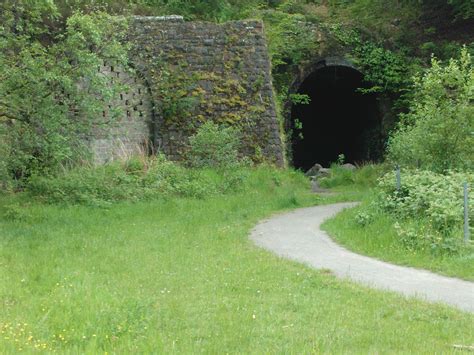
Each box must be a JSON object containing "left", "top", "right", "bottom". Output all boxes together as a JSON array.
[
  {"left": 90, "top": 16, "right": 284, "bottom": 166},
  {"left": 91, "top": 61, "right": 153, "bottom": 163}
]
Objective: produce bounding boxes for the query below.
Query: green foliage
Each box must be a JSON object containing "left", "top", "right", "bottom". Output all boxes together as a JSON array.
[
  {"left": 318, "top": 164, "right": 384, "bottom": 190},
  {"left": 351, "top": 41, "right": 410, "bottom": 93},
  {"left": 53, "top": 0, "right": 272, "bottom": 21},
  {"left": 328, "top": 0, "right": 421, "bottom": 42},
  {"left": 387, "top": 48, "right": 474, "bottom": 172},
  {"left": 336, "top": 154, "right": 346, "bottom": 165},
  {"left": 354, "top": 211, "right": 373, "bottom": 226},
  {"left": 26, "top": 154, "right": 252, "bottom": 205},
  {"left": 0, "top": 2, "right": 129, "bottom": 183},
  {"left": 324, "top": 202, "right": 474, "bottom": 279},
  {"left": 187, "top": 121, "right": 243, "bottom": 169},
  {"left": 375, "top": 169, "right": 473, "bottom": 253},
  {"left": 151, "top": 61, "right": 200, "bottom": 127},
  {"left": 319, "top": 167, "right": 354, "bottom": 188},
  {"left": 138, "top": 0, "right": 268, "bottom": 21},
  {"left": 447, "top": 0, "right": 474, "bottom": 19},
  {"left": 263, "top": 10, "right": 319, "bottom": 68},
  {"left": 289, "top": 93, "right": 311, "bottom": 105},
  {"left": 2, "top": 203, "right": 32, "bottom": 222},
  {"left": 322, "top": 23, "right": 414, "bottom": 95}
]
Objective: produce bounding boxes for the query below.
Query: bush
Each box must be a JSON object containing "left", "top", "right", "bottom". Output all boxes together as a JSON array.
[
  {"left": 448, "top": 0, "right": 474, "bottom": 20},
  {"left": 186, "top": 121, "right": 243, "bottom": 169},
  {"left": 375, "top": 169, "right": 474, "bottom": 253},
  {"left": 387, "top": 48, "right": 473, "bottom": 172},
  {"left": 355, "top": 211, "right": 373, "bottom": 226},
  {"left": 26, "top": 155, "right": 251, "bottom": 205}
]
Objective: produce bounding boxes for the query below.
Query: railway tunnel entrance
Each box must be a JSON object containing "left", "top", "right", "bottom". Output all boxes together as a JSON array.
[{"left": 291, "top": 63, "right": 382, "bottom": 171}]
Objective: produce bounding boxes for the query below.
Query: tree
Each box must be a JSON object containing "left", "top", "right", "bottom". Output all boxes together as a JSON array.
[
  {"left": 0, "top": 1, "right": 129, "bottom": 183},
  {"left": 387, "top": 47, "right": 473, "bottom": 172}
]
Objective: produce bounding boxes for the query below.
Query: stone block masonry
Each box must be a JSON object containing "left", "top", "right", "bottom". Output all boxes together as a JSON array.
[
  {"left": 90, "top": 16, "right": 284, "bottom": 165},
  {"left": 90, "top": 60, "right": 153, "bottom": 164}
]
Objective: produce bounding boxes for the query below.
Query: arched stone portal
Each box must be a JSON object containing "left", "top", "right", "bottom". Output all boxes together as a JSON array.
[{"left": 290, "top": 61, "right": 382, "bottom": 171}]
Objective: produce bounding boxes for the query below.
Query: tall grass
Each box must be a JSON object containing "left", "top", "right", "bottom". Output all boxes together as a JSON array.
[
  {"left": 319, "top": 163, "right": 386, "bottom": 189},
  {"left": 1, "top": 165, "right": 473, "bottom": 353}
]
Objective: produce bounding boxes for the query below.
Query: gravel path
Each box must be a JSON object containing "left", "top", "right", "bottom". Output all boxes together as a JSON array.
[{"left": 250, "top": 202, "right": 474, "bottom": 313}]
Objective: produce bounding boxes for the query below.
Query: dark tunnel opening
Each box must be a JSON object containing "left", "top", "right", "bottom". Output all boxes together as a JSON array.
[{"left": 291, "top": 65, "right": 382, "bottom": 171}]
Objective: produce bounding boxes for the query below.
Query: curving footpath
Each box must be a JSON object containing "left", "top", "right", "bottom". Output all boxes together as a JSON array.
[{"left": 250, "top": 202, "right": 474, "bottom": 313}]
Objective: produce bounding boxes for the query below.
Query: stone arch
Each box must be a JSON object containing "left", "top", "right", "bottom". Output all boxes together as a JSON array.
[
  {"left": 290, "top": 56, "right": 359, "bottom": 97},
  {"left": 287, "top": 56, "right": 384, "bottom": 170}
]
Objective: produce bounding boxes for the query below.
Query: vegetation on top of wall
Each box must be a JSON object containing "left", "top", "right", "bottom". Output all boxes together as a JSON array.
[
  {"left": 326, "top": 0, "right": 421, "bottom": 44},
  {"left": 263, "top": 10, "right": 320, "bottom": 69},
  {"left": 44, "top": 0, "right": 474, "bottom": 24},
  {"left": 259, "top": 2, "right": 421, "bottom": 109},
  {"left": 261, "top": 0, "right": 472, "bottom": 98}
]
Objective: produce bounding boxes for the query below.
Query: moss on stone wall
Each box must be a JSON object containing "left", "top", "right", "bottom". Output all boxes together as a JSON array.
[{"left": 127, "top": 17, "right": 284, "bottom": 165}]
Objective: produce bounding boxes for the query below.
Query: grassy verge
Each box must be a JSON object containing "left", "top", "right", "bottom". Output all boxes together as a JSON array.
[
  {"left": 1, "top": 166, "right": 473, "bottom": 353},
  {"left": 323, "top": 199, "right": 474, "bottom": 281},
  {"left": 320, "top": 165, "right": 474, "bottom": 281}
]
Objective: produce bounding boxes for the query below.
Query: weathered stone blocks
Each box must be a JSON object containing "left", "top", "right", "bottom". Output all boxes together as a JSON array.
[{"left": 90, "top": 16, "right": 284, "bottom": 166}]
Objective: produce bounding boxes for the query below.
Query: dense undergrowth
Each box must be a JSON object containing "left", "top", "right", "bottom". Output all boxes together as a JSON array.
[
  {"left": 321, "top": 165, "right": 474, "bottom": 280},
  {"left": 25, "top": 157, "right": 249, "bottom": 206},
  {"left": 376, "top": 170, "right": 473, "bottom": 253},
  {"left": 3, "top": 122, "right": 252, "bottom": 206}
]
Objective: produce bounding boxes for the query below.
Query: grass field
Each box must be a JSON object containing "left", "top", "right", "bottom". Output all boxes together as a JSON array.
[
  {"left": 323, "top": 200, "right": 474, "bottom": 281},
  {"left": 1, "top": 167, "right": 473, "bottom": 353}
]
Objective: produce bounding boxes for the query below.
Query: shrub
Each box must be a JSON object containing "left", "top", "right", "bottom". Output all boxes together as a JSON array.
[
  {"left": 393, "top": 221, "right": 461, "bottom": 254},
  {"left": 448, "top": 0, "right": 474, "bottom": 20},
  {"left": 387, "top": 48, "right": 474, "bottom": 172},
  {"left": 186, "top": 121, "right": 242, "bottom": 169},
  {"left": 375, "top": 169, "right": 473, "bottom": 253},
  {"left": 355, "top": 211, "right": 373, "bottom": 226},
  {"left": 319, "top": 166, "right": 354, "bottom": 188}
]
